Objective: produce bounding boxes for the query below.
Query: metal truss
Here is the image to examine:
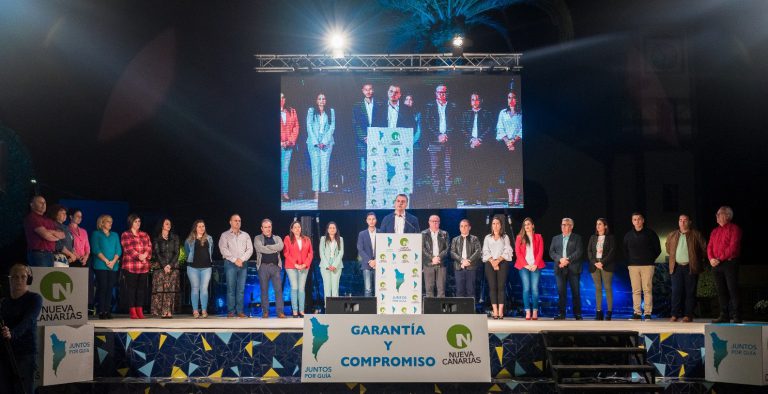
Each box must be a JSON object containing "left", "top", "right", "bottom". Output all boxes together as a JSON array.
[{"left": 254, "top": 53, "right": 522, "bottom": 72}]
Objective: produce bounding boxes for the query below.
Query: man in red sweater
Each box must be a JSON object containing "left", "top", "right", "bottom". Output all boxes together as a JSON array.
[{"left": 707, "top": 206, "right": 743, "bottom": 323}]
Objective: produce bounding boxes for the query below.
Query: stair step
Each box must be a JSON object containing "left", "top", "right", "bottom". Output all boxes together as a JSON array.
[
  {"left": 558, "top": 383, "right": 664, "bottom": 392},
  {"left": 552, "top": 364, "right": 655, "bottom": 373},
  {"left": 547, "top": 347, "right": 645, "bottom": 354},
  {"left": 542, "top": 330, "right": 639, "bottom": 337}
]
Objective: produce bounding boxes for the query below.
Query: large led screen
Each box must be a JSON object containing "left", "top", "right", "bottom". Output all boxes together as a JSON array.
[{"left": 280, "top": 74, "right": 523, "bottom": 210}]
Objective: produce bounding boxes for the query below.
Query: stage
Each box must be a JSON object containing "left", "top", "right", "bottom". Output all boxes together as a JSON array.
[{"left": 89, "top": 315, "right": 708, "bottom": 386}]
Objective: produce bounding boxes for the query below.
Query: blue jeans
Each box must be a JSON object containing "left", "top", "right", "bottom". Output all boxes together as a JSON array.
[
  {"left": 281, "top": 147, "right": 293, "bottom": 194},
  {"left": 187, "top": 267, "right": 212, "bottom": 312},
  {"left": 224, "top": 261, "right": 248, "bottom": 314},
  {"left": 27, "top": 250, "right": 53, "bottom": 267},
  {"left": 362, "top": 269, "right": 375, "bottom": 297},
  {"left": 670, "top": 264, "right": 698, "bottom": 318},
  {"left": 286, "top": 268, "right": 308, "bottom": 314},
  {"left": 518, "top": 268, "right": 541, "bottom": 310}
]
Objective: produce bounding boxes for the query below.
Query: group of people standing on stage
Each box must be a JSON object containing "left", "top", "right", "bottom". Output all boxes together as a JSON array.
[
  {"left": 280, "top": 82, "right": 523, "bottom": 206},
  {"left": 22, "top": 194, "right": 743, "bottom": 323}
]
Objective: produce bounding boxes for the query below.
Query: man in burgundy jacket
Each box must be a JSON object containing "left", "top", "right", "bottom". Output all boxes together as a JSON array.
[{"left": 708, "top": 206, "right": 743, "bottom": 323}]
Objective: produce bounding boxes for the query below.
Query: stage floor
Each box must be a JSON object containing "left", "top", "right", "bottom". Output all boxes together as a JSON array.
[{"left": 91, "top": 315, "right": 707, "bottom": 334}]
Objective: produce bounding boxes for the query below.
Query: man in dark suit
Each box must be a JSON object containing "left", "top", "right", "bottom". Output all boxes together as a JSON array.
[
  {"left": 422, "top": 215, "right": 449, "bottom": 297},
  {"left": 352, "top": 83, "right": 381, "bottom": 191},
  {"left": 376, "top": 84, "right": 415, "bottom": 130},
  {"left": 458, "top": 92, "right": 496, "bottom": 204},
  {"left": 549, "top": 218, "right": 584, "bottom": 320},
  {"left": 356, "top": 212, "right": 378, "bottom": 297},
  {"left": 380, "top": 193, "right": 420, "bottom": 234},
  {"left": 423, "top": 84, "right": 458, "bottom": 197},
  {"left": 450, "top": 219, "right": 482, "bottom": 299}
]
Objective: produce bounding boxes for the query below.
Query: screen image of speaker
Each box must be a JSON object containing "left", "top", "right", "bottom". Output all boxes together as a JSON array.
[
  {"left": 325, "top": 296, "right": 377, "bottom": 314},
  {"left": 423, "top": 297, "right": 476, "bottom": 314}
]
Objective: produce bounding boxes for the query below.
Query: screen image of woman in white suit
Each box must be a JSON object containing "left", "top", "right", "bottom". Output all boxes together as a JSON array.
[{"left": 306, "top": 92, "right": 335, "bottom": 200}]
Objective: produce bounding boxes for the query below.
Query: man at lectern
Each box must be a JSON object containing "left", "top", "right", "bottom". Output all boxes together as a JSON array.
[
  {"left": 375, "top": 84, "right": 415, "bottom": 129},
  {"left": 422, "top": 215, "right": 449, "bottom": 298},
  {"left": 380, "top": 194, "right": 420, "bottom": 234}
]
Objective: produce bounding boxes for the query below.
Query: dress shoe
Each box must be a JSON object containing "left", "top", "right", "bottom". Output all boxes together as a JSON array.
[
  {"left": 277, "top": 313, "right": 286, "bottom": 319},
  {"left": 595, "top": 310, "right": 603, "bottom": 321},
  {"left": 98, "top": 313, "right": 107, "bottom": 320},
  {"left": 262, "top": 312, "right": 270, "bottom": 319},
  {"left": 106, "top": 313, "right": 113, "bottom": 319},
  {"left": 532, "top": 310, "right": 539, "bottom": 320},
  {"left": 643, "top": 314, "right": 652, "bottom": 321},
  {"left": 669, "top": 316, "right": 678, "bottom": 322},
  {"left": 575, "top": 315, "right": 583, "bottom": 320},
  {"left": 553, "top": 314, "right": 566, "bottom": 321},
  {"left": 630, "top": 313, "right": 641, "bottom": 320},
  {"left": 712, "top": 315, "right": 729, "bottom": 323},
  {"left": 605, "top": 311, "right": 612, "bottom": 321},
  {"left": 293, "top": 314, "right": 300, "bottom": 318},
  {"left": 237, "top": 313, "right": 247, "bottom": 318},
  {"left": 732, "top": 317, "right": 743, "bottom": 323},
  {"left": 681, "top": 316, "right": 692, "bottom": 323},
  {"left": 227, "top": 312, "right": 236, "bottom": 318}
]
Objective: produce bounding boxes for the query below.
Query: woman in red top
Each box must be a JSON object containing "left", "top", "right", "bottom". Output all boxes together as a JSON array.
[
  {"left": 283, "top": 220, "right": 313, "bottom": 317},
  {"left": 120, "top": 214, "right": 153, "bottom": 319},
  {"left": 514, "top": 217, "right": 545, "bottom": 320}
]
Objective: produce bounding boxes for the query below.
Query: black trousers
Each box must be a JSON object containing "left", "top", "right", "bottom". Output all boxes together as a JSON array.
[
  {"left": 713, "top": 259, "right": 740, "bottom": 318},
  {"left": 555, "top": 270, "right": 582, "bottom": 315},
  {"left": 670, "top": 264, "right": 698, "bottom": 318},
  {"left": 484, "top": 261, "right": 509, "bottom": 305},
  {"left": 95, "top": 269, "right": 118, "bottom": 314},
  {"left": 124, "top": 271, "right": 148, "bottom": 307}
]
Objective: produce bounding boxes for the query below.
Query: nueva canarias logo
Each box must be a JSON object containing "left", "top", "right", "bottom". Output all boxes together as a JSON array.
[
  {"left": 446, "top": 324, "right": 473, "bottom": 349},
  {"left": 40, "top": 271, "right": 74, "bottom": 302}
]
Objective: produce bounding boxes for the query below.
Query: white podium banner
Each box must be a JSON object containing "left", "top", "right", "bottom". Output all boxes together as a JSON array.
[
  {"left": 38, "top": 324, "right": 94, "bottom": 386},
  {"left": 29, "top": 267, "right": 88, "bottom": 326},
  {"left": 705, "top": 323, "right": 768, "bottom": 386},
  {"left": 302, "top": 314, "right": 490, "bottom": 382},
  {"left": 366, "top": 127, "right": 414, "bottom": 209},
  {"left": 376, "top": 233, "right": 422, "bottom": 314}
]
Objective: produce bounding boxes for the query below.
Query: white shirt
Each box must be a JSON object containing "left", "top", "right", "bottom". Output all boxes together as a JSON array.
[
  {"left": 471, "top": 109, "right": 479, "bottom": 139},
  {"left": 394, "top": 214, "right": 405, "bottom": 234},
  {"left": 388, "top": 102, "right": 399, "bottom": 128},
  {"left": 596, "top": 235, "right": 605, "bottom": 259},
  {"left": 365, "top": 99, "right": 374, "bottom": 125},
  {"left": 297, "top": 238, "right": 303, "bottom": 251},
  {"left": 525, "top": 244, "right": 535, "bottom": 265},
  {"left": 319, "top": 111, "right": 328, "bottom": 131},
  {"left": 431, "top": 231, "right": 440, "bottom": 257},
  {"left": 437, "top": 101, "right": 447, "bottom": 134},
  {"left": 368, "top": 229, "right": 376, "bottom": 254},
  {"left": 281, "top": 109, "right": 286, "bottom": 124}
]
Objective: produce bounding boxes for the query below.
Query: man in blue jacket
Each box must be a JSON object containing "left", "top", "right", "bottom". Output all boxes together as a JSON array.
[
  {"left": 380, "top": 194, "right": 420, "bottom": 234},
  {"left": 356, "top": 212, "right": 378, "bottom": 297}
]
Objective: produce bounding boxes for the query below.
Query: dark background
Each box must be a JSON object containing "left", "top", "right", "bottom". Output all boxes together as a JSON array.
[{"left": 1, "top": 0, "right": 766, "bottom": 269}]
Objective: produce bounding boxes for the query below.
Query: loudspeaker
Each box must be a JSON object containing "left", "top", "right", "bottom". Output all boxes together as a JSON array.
[
  {"left": 423, "top": 297, "right": 475, "bottom": 314},
  {"left": 325, "top": 297, "right": 377, "bottom": 314}
]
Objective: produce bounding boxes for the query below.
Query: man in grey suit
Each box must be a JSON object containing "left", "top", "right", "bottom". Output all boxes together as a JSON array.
[
  {"left": 450, "top": 219, "right": 482, "bottom": 299},
  {"left": 549, "top": 217, "right": 584, "bottom": 320},
  {"left": 422, "top": 215, "right": 449, "bottom": 297}
]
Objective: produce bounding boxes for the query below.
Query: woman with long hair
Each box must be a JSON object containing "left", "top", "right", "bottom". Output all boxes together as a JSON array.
[
  {"left": 482, "top": 214, "right": 514, "bottom": 319},
  {"left": 150, "top": 217, "right": 180, "bottom": 318},
  {"left": 185, "top": 220, "right": 214, "bottom": 318},
  {"left": 306, "top": 92, "right": 336, "bottom": 200},
  {"left": 319, "top": 221, "right": 344, "bottom": 301},
  {"left": 68, "top": 208, "right": 90, "bottom": 266},
  {"left": 514, "top": 217, "right": 545, "bottom": 320},
  {"left": 283, "top": 220, "right": 314, "bottom": 317},
  {"left": 120, "top": 214, "right": 153, "bottom": 319},
  {"left": 90, "top": 214, "right": 121, "bottom": 319},
  {"left": 588, "top": 218, "right": 616, "bottom": 320}
]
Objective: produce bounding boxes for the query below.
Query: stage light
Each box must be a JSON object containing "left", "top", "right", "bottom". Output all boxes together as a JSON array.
[
  {"left": 328, "top": 32, "right": 348, "bottom": 59},
  {"left": 452, "top": 34, "right": 464, "bottom": 57},
  {"left": 452, "top": 35, "right": 464, "bottom": 48}
]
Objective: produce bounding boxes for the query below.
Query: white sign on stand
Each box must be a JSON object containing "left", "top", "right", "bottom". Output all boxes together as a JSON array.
[
  {"left": 302, "top": 314, "right": 490, "bottom": 382},
  {"left": 29, "top": 267, "right": 88, "bottom": 326},
  {"left": 375, "top": 233, "right": 422, "bottom": 314},
  {"left": 705, "top": 323, "right": 768, "bottom": 386},
  {"left": 38, "top": 324, "right": 94, "bottom": 386},
  {"left": 366, "top": 127, "right": 414, "bottom": 209}
]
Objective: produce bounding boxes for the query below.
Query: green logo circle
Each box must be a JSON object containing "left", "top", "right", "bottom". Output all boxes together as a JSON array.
[
  {"left": 392, "top": 132, "right": 400, "bottom": 140},
  {"left": 446, "top": 324, "right": 473, "bottom": 349},
  {"left": 399, "top": 238, "right": 408, "bottom": 246},
  {"left": 40, "top": 271, "right": 74, "bottom": 302},
  {"left": 379, "top": 281, "right": 386, "bottom": 288}
]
